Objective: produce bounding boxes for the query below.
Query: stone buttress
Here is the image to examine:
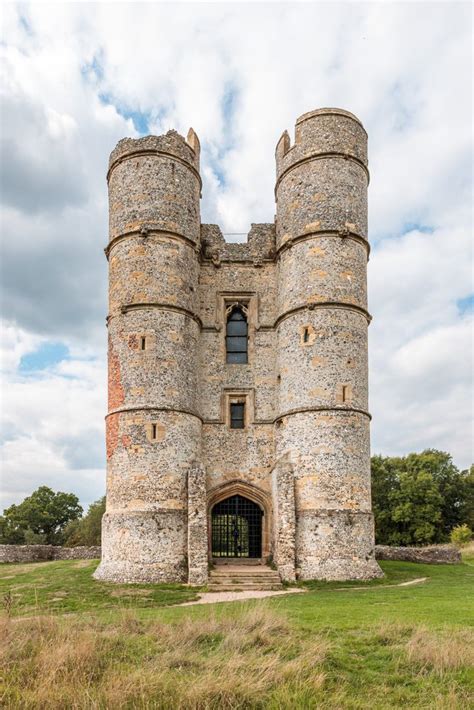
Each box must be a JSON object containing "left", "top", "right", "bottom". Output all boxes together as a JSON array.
[
  {"left": 94, "top": 129, "right": 202, "bottom": 583},
  {"left": 275, "top": 109, "right": 382, "bottom": 579}
]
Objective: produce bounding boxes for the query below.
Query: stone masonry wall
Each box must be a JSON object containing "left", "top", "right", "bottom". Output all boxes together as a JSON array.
[
  {"left": 98, "top": 108, "right": 384, "bottom": 584},
  {"left": 0, "top": 546, "right": 101, "bottom": 563},
  {"left": 94, "top": 127, "right": 202, "bottom": 584},
  {"left": 275, "top": 108, "right": 381, "bottom": 580},
  {"left": 375, "top": 545, "right": 461, "bottom": 564},
  {"left": 0, "top": 545, "right": 462, "bottom": 566}
]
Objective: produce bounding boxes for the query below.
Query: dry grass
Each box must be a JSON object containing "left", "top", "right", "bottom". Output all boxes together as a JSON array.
[
  {"left": 461, "top": 541, "right": 474, "bottom": 558},
  {"left": 0, "top": 605, "right": 328, "bottom": 709},
  {"left": 406, "top": 626, "right": 474, "bottom": 674}
]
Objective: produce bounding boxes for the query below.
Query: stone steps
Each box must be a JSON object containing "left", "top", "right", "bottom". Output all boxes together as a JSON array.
[
  {"left": 208, "top": 564, "right": 283, "bottom": 592},
  {"left": 208, "top": 587, "right": 282, "bottom": 591}
]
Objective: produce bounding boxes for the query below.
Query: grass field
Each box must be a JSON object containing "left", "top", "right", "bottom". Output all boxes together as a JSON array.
[{"left": 1, "top": 548, "right": 473, "bottom": 709}]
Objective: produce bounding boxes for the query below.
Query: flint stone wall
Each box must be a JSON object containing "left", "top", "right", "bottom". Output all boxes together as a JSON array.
[
  {"left": 99, "top": 107, "right": 383, "bottom": 584},
  {"left": 0, "top": 546, "right": 101, "bottom": 563},
  {"left": 375, "top": 544, "right": 461, "bottom": 564}
]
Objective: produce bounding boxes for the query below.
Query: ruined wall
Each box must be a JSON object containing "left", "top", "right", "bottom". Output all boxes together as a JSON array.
[{"left": 275, "top": 109, "right": 381, "bottom": 580}]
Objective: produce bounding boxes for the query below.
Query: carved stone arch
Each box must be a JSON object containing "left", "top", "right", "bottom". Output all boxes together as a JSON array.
[
  {"left": 207, "top": 480, "right": 272, "bottom": 560},
  {"left": 225, "top": 301, "right": 249, "bottom": 318}
]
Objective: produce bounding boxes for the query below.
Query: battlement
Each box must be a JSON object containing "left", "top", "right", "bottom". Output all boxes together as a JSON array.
[
  {"left": 275, "top": 107, "right": 368, "bottom": 183},
  {"left": 108, "top": 128, "right": 200, "bottom": 179},
  {"left": 200, "top": 223, "right": 276, "bottom": 262}
]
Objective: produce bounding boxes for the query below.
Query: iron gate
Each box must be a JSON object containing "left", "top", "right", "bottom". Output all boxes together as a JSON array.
[{"left": 211, "top": 495, "right": 263, "bottom": 558}]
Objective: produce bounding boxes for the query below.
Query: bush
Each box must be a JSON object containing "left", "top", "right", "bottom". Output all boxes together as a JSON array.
[{"left": 450, "top": 524, "right": 472, "bottom": 547}]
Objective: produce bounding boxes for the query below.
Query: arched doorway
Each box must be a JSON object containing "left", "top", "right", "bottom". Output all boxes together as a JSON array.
[{"left": 211, "top": 494, "right": 263, "bottom": 558}]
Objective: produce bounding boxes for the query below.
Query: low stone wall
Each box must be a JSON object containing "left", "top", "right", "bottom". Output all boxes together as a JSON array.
[
  {"left": 0, "top": 545, "right": 101, "bottom": 564},
  {"left": 0, "top": 544, "right": 462, "bottom": 566},
  {"left": 375, "top": 544, "right": 461, "bottom": 564}
]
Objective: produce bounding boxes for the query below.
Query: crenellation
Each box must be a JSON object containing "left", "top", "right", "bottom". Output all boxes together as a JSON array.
[{"left": 95, "top": 107, "right": 383, "bottom": 586}]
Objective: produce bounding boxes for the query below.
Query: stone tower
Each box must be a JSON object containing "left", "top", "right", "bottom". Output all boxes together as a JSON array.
[{"left": 94, "top": 108, "right": 382, "bottom": 585}]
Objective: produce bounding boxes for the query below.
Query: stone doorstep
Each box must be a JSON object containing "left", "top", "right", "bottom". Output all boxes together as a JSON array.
[
  {"left": 207, "top": 585, "right": 284, "bottom": 592},
  {"left": 212, "top": 558, "right": 265, "bottom": 566},
  {"left": 210, "top": 578, "right": 282, "bottom": 584},
  {"left": 210, "top": 570, "right": 281, "bottom": 577},
  {"left": 210, "top": 564, "right": 278, "bottom": 573},
  {"left": 208, "top": 564, "right": 284, "bottom": 591}
]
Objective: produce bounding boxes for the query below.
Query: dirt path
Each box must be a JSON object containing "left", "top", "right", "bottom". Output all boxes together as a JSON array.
[
  {"left": 333, "top": 577, "right": 428, "bottom": 592},
  {"left": 180, "top": 588, "right": 306, "bottom": 606},
  {"left": 179, "top": 577, "right": 429, "bottom": 606}
]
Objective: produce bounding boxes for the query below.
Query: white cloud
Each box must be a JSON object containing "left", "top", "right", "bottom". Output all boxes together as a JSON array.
[{"left": 0, "top": 2, "right": 472, "bottom": 508}]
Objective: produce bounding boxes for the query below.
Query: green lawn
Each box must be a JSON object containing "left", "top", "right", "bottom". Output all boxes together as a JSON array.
[
  {"left": 1, "top": 552, "right": 473, "bottom": 709},
  {"left": 0, "top": 559, "right": 199, "bottom": 615}
]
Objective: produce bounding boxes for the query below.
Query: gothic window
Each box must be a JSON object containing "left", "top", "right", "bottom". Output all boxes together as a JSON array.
[{"left": 226, "top": 305, "right": 248, "bottom": 364}]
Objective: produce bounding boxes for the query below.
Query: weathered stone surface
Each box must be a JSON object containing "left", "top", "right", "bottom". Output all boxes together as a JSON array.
[
  {"left": 375, "top": 545, "right": 461, "bottom": 564},
  {"left": 0, "top": 546, "right": 101, "bottom": 563},
  {"left": 271, "top": 457, "right": 296, "bottom": 581},
  {"left": 97, "top": 107, "right": 383, "bottom": 585},
  {"left": 187, "top": 461, "right": 208, "bottom": 584}
]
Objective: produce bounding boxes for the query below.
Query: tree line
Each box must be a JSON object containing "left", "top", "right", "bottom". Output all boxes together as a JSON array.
[{"left": 0, "top": 449, "right": 472, "bottom": 547}]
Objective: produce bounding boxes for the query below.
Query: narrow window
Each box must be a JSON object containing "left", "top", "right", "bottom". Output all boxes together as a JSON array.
[
  {"left": 151, "top": 423, "right": 157, "bottom": 440},
  {"left": 342, "top": 385, "right": 348, "bottom": 403},
  {"left": 230, "top": 402, "right": 245, "bottom": 429},
  {"left": 226, "top": 307, "right": 248, "bottom": 364},
  {"left": 303, "top": 327, "right": 310, "bottom": 343},
  {"left": 140, "top": 336, "right": 146, "bottom": 351}
]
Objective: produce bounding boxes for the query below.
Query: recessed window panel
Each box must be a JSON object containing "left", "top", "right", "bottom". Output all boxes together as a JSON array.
[
  {"left": 226, "top": 351, "right": 248, "bottom": 364},
  {"left": 226, "top": 306, "right": 248, "bottom": 364},
  {"left": 230, "top": 402, "right": 245, "bottom": 429}
]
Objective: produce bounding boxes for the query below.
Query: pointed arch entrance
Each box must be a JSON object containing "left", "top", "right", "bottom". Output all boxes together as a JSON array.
[
  {"left": 212, "top": 495, "right": 262, "bottom": 558},
  {"left": 207, "top": 481, "right": 271, "bottom": 561}
]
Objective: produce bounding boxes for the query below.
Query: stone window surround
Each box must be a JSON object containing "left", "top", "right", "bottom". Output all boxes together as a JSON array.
[
  {"left": 222, "top": 388, "right": 254, "bottom": 429},
  {"left": 216, "top": 291, "right": 259, "bottom": 364}
]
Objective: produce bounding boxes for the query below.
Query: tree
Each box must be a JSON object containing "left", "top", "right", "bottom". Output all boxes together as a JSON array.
[
  {"left": 371, "top": 450, "right": 473, "bottom": 546},
  {"left": 388, "top": 469, "right": 442, "bottom": 545},
  {"left": 403, "top": 450, "right": 467, "bottom": 541},
  {"left": 63, "top": 497, "right": 105, "bottom": 546},
  {"left": 0, "top": 486, "right": 83, "bottom": 545},
  {"left": 460, "top": 465, "right": 474, "bottom": 530}
]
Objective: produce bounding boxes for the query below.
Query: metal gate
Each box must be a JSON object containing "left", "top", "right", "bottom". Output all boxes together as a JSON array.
[{"left": 211, "top": 495, "right": 263, "bottom": 558}]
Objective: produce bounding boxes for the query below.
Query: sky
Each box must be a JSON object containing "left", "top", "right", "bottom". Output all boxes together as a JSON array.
[{"left": 0, "top": 1, "right": 472, "bottom": 512}]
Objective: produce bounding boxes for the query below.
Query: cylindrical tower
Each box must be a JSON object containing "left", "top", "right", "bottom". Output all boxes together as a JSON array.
[
  {"left": 94, "top": 129, "right": 202, "bottom": 583},
  {"left": 275, "top": 108, "right": 382, "bottom": 580}
]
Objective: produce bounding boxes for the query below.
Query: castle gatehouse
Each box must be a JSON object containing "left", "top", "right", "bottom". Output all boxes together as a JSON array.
[{"left": 94, "top": 108, "right": 383, "bottom": 584}]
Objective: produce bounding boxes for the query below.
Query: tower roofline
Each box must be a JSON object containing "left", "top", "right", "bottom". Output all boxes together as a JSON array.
[{"left": 296, "top": 107, "right": 366, "bottom": 133}]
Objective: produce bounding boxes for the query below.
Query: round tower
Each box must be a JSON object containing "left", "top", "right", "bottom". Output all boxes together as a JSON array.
[
  {"left": 275, "top": 108, "right": 382, "bottom": 580},
  {"left": 94, "top": 129, "right": 202, "bottom": 583}
]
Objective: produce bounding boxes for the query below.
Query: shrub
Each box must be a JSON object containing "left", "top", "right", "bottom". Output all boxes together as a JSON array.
[{"left": 450, "top": 524, "right": 472, "bottom": 547}]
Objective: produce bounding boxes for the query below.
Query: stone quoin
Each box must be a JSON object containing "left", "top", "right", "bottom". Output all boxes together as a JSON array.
[{"left": 93, "top": 108, "right": 383, "bottom": 585}]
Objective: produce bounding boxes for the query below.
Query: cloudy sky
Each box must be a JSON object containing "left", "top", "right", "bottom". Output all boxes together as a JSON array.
[{"left": 0, "top": 1, "right": 472, "bottom": 512}]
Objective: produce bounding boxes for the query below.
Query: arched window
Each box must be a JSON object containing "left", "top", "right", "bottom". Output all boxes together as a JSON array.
[{"left": 226, "top": 305, "right": 248, "bottom": 364}]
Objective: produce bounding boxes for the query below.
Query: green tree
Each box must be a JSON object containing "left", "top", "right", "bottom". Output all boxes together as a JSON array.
[
  {"left": 403, "top": 450, "right": 467, "bottom": 541},
  {"left": 63, "top": 497, "right": 105, "bottom": 546},
  {"left": 388, "top": 469, "right": 442, "bottom": 545},
  {"left": 460, "top": 465, "right": 474, "bottom": 530},
  {"left": 371, "top": 455, "right": 400, "bottom": 544},
  {"left": 371, "top": 450, "right": 472, "bottom": 546},
  {"left": 0, "top": 486, "right": 83, "bottom": 545}
]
